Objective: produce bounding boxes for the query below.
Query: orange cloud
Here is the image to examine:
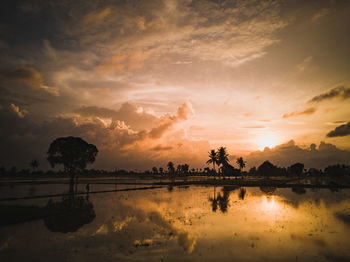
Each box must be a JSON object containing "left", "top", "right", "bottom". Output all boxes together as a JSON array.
[
  {"left": 297, "top": 56, "right": 312, "bottom": 72},
  {"left": 82, "top": 7, "right": 112, "bottom": 25},
  {"left": 151, "top": 145, "right": 173, "bottom": 151},
  {"left": 247, "top": 140, "right": 350, "bottom": 169},
  {"left": 10, "top": 103, "right": 28, "bottom": 118},
  {"left": 282, "top": 107, "right": 316, "bottom": 118},
  {"left": 0, "top": 67, "right": 59, "bottom": 96},
  {"left": 149, "top": 102, "right": 194, "bottom": 139},
  {"left": 308, "top": 85, "right": 350, "bottom": 103},
  {"left": 311, "top": 8, "right": 329, "bottom": 22},
  {"left": 136, "top": 17, "right": 146, "bottom": 31},
  {"left": 97, "top": 50, "right": 152, "bottom": 73}
]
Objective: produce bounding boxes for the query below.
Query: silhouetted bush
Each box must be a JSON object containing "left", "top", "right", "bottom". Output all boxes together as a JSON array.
[
  {"left": 324, "top": 164, "right": 350, "bottom": 176},
  {"left": 289, "top": 163, "right": 304, "bottom": 176}
]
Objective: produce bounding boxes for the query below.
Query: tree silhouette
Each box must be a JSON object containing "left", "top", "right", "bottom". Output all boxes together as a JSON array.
[
  {"left": 152, "top": 167, "right": 158, "bottom": 174},
  {"left": 257, "top": 161, "right": 276, "bottom": 178},
  {"left": 176, "top": 164, "right": 182, "bottom": 174},
  {"left": 217, "top": 147, "right": 229, "bottom": 177},
  {"left": 181, "top": 164, "right": 189, "bottom": 174},
  {"left": 236, "top": 157, "right": 246, "bottom": 178},
  {"left": 47, "top": 136, "right": 98, "bottom": 184},
  {"left": 206, "top": 149, "right": 218, "bottom": 173},
  {"left": 289, "top": 163, "right": 304, "bottom": 176},
  {"left": 30, "top": 159, "right": 39, "bottom": 172},
  {"left": 236, "top": 157, "right": 246, "bottom": 171},
  {"left": 238, "top": 187, "right": 247, "bottom": 200},
  {"left": 167, "top": 161, "right": 175, "bottom": 175}
]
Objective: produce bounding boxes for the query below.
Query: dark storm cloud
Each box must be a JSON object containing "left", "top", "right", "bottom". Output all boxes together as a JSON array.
[
  {"left": 309, "top": 85, "right": 350, "bottom": 103},
  {"left": 0, "top": 86, "right": 48, "bottom": 106},
  {"left": 327, "top": 121, "right": 350, "bottom": 137},
  {"left": 0, "top": 67, "right": 59, "bottom": 95}
]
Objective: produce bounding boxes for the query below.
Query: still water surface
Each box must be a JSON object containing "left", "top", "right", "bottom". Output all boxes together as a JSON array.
[{"left": 1, "top": 182, "right": 350, "bottom": 262}]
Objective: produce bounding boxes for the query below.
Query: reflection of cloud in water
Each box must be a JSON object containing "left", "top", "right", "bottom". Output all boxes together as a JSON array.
[
  {"left": 88, "top": 198, "right": 197, "bottom": 254},
  {"left": 335, "top": 212, "right": 350, "bottom": 226},
  {"left": 1, "top": 186, "right": 350, "bottom": 261},
  {"left": 277, "top": 188, "right": 350, "bottom": 210}
]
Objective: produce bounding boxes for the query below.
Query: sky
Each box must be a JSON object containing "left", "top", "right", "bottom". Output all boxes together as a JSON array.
[{"left": 0, "top": 0, "right": 350, "bottom": 170}]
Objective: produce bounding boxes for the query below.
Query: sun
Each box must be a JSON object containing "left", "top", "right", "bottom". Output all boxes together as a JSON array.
[{"left": 256, "top": 135, "right": 277, "bottom": 151}]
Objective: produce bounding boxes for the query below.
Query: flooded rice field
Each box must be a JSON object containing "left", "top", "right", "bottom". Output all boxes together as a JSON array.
[{"left": 1, "top": 180, "right": 350, "bottom": 262}]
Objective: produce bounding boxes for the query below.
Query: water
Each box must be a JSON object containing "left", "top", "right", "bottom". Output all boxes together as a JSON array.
[{"left": 1, "top": 182, "right": 350, "bottom": 262}]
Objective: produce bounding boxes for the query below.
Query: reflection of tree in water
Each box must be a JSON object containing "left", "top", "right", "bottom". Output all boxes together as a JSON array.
[
  {"left": 259, "top": 186, "right": 276, "bottom": 195},
  {"left": 44, "top": 193, "right": 95, "bottom": 233},
  {"left": 167, "top": 184, "right": 174, "bottom": 192},
  {"left": 238, "top": 187, "right": 247, "bottom": 200},
  {"left": 291, "top": 187, "right": 306, "bottom": 195},
  {"left": 209, "top": 186, "right": 237, "bottom": 213}
]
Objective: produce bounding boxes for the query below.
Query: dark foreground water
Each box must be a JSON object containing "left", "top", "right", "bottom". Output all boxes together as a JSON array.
[{"left": 0, "top": 181, "right": 350, "bottom": 262}]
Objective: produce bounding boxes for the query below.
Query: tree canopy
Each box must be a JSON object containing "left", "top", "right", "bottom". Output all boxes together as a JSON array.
[
  {"left": 47, "top": 136, "right": 98, "bottom": 174},
  {"left": 206, "top": 149, "right": 218, "bottom": 172}
]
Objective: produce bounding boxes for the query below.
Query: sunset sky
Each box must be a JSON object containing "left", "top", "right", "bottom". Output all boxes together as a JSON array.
[{"left": 1, "top": 0, "right": 350, "bottom": 170}]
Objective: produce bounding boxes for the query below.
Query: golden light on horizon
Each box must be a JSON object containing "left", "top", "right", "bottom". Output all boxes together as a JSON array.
[{"left": 256, "top": 135, "right": 278, "bottom": 151}]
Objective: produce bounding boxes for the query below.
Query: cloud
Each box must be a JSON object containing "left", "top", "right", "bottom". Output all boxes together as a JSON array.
[
  {"left": 75, "top": 103, "right": 157, "bottom": 131},
  {"left": 42, "top": 39, "right": 56, "bottom": 60},
  {"left": 82, "top": 7, "right": 112, "bottom": 25},
  {"left": 247, "top": 140, "right": 350, "bottom": 169},
  {"left": 327, "top": 121, "right": 350, "bottom": 137},
  {"left": 148, "top": 102, "right": 194, "bottom": 139},
  {"left": 297, "top": 56, "right": 312, "bottom": 72},
  {"left": 136, "top": 16, "right": 146, "bottom": 31},
  {"left": 311, "top": 8, "right": 330, "bottom": 22},
  {"left": 243, "top": 125, "right": 266, "bottom": 129},
  {"left": 97, "top": 50, "right": 152, "bottom": 73},
  {"left": 0, "top": 101, "right": 203, "bottom": 170},
  {"left": 0, "top": 67, "right": 59, "bottom": 96},
  {"left": 10, "top": 103, "right": 28, "bottom": 118},
  {"left": 282, "top": 107, "right": 316, "bottom": 118},
  {"left": 151, "top": 145, "right": 173, "bottom": 151},
  {"left": 308, "top": 85, "right": 350, "bottom": 103},
  {"left": 54, "top": 0, "right": 286, "bottom": 67}
]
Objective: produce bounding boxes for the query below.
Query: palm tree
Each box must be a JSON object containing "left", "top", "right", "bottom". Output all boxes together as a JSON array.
[
  {"left": 206, "top": 149, "right": 218, "bottom": 173},
  {"left": 167, "top": 161, "right": 175, "bottom": 175},
  {"left": 217, "top": 147, "right": 229, "bottom": 177},
  {"left": 30, "top": 159, "right": 39, "bottom": 172},
  {"left": 236, "top": 157, "right": 246, "bottom": 178},
  {"left": 176, "top": 164, "right": 182, "bottom": 174}
]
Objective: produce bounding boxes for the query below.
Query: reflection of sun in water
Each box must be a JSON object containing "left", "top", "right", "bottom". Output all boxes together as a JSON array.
[
  {"left": 261, "top": 196, "right": 279, "bottom": 212},
  {"left": 257, "top": 135, "right": 277, "bottom": 151}
]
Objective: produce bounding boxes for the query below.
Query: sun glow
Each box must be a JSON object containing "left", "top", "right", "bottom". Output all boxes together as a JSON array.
[
  {"left": 257, "top": 135, "right": 277, "bottom": 151},
  {"left": 260, "top": 196, "right": 281, "bottom": 214}
]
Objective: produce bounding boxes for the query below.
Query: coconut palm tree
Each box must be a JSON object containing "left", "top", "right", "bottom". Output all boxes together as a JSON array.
[
  {"left": 206, "top": 149, "right": 218, "bottom": 173},
  {"left": 217, "top": 147, "right": 229, "bottom": 177},
  {"left": 236, "top": 157, "right": 246, "bottom": 178},
  {"left": 167, "top": 161, "right": 175, "bottom": 175},
  {"left": 152, "top": 166, "right": 158, "bottom": 174}
]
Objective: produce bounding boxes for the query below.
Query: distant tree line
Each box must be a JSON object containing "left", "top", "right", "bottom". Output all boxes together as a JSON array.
[{"left": 1, "top": 137, "right": 350, "bottom": 178}]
